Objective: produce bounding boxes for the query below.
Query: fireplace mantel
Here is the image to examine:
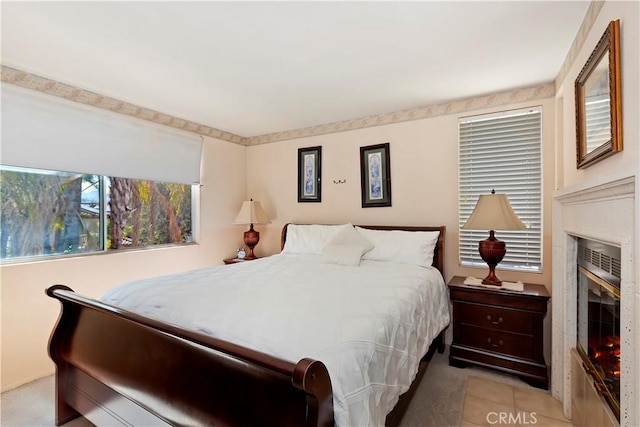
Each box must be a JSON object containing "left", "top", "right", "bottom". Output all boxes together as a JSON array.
[
  {"left": 552, "top": 168, "right": 638, "bottom": 427},
  {"left": 555, "top": 176, "right": 634, "bottom": 205}
]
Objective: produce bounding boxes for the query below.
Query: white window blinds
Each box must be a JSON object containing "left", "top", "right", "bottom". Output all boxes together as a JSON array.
[
  {"left": 458, "top": 107, "right": 542, "bottom": 272},
  {"left": 584, "top": 93, "right": 611, "bottom": 152},
  {"left": 1, "top": 84, "right": 203, "bottom": 184}
]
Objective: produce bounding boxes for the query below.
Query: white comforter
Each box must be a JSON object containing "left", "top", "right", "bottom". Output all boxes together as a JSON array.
[{"left": 100, "top": 253, "right": 450, "bottom": 427}]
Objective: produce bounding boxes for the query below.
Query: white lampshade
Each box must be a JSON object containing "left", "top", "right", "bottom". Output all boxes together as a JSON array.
[
  {"left": 462, "top": 191, "right": 526, "bottom": 231},
  {"left": 232, "top": 200, "right": 271, "bottom": 225}
]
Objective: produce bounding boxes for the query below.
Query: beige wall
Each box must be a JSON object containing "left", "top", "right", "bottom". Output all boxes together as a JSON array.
[
  {"left": 0, "top": 136, "right": 247, "bottom": 391},
  {"left": 247, "top": 99, "right": 556, "bottom": 287},
  {"left": 555, "top": 1, "right": 639, "bottom": 190}
]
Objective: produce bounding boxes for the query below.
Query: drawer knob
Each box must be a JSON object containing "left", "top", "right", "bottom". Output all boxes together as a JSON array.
[
  {"left": 487, "top": 338, "right": 504, "bottom": 348},
  {"left": 486, "top": 315, "right": 504, "bottom": 325}
]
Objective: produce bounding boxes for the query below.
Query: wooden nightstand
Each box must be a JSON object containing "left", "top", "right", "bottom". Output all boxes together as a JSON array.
[
  {"left": 447, "top": 275, "right": 550, "bottom": 389},
  {"left": 223, "top": 258, "right": 253, "bottom": 265}
]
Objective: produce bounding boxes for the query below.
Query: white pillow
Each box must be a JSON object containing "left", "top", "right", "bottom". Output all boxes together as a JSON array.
[
  {"left": 321, "top": 226, "right": 375, "bottom": 266},
  {"left": 282, "top": 224, "right": 353, "bottom": 255},
  {"left": 323, "top": 244, "right": 369, "bottom": 266},
  {"left": 355, "top": 227, "right": 440, "bottom": 267},
  {"left": 327, "top": 224, "right": 375, "bottom": 253}
]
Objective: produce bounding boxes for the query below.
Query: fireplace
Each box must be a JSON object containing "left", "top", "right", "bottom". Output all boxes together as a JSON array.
[
  {"left": 552, "top": 172, "right": 636, "bottom": 427},
  {"left": 577, "top": 238, "right": 621, "bottom": 421}
]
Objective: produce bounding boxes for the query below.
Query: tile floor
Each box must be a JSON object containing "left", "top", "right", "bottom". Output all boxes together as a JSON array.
[{"left": 461, "top": 376, "right": 573, "bottom": 427}]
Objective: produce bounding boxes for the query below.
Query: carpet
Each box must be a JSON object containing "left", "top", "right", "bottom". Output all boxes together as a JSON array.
[
  {"left": 399, "top": 348, "right": 467, "bottom": 427},
  {"left": 0, "top": 375, "right": 92, "bottom": 427}
]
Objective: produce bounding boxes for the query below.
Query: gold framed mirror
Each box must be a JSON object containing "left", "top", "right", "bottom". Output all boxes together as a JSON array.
[{"left": 575, "top": 19, "right": 622, "bottom": 169}]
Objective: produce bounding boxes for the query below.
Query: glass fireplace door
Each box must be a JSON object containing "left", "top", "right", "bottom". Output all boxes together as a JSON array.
[{"left": 577, "top": 265, "right": 621, "bottom": 419}]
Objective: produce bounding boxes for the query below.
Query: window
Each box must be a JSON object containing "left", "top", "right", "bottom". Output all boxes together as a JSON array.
[
  {"left": 1, "top": 83, "right": 202, "bottom": 261},
  {"left": 458, "top": 107, "right": 542, "bottom": 272},
  {"left": 0, "top": 165, "right": 194, "bottom": 261}
]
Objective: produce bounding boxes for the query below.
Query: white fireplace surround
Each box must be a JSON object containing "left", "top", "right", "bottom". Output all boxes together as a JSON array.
[{"left": 552, "top": 166, "right": 638, "bottom": 427}]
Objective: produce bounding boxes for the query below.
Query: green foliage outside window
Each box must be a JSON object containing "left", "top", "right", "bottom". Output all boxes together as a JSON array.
[{"left": 0, "top": 166, "right": 193, "bottom": 260}]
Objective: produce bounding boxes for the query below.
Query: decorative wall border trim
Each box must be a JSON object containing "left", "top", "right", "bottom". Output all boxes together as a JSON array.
[
  {"left": 2, "top": 65, "right": 554, "bottom": 147},
  {"left": 554, "top": 1, "right": 604, "bottom": 89},
  {"left": 0, "top": 65, "right": 247, "bottom": 145},
  {"left": 245, "top": 84, "right": 555, "bottom": 145}
]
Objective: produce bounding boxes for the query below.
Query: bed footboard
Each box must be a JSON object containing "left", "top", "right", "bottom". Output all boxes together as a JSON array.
[{"left": 46, "top": 285, "right": 334, "bottom": 427}]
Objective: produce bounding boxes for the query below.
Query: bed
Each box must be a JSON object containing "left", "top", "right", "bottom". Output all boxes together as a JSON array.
[{"left": 46, "top": 224, "right": 449, "bottom": 426}]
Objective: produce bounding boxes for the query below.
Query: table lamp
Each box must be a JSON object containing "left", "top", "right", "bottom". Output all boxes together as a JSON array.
[
  {"left": 232, "top": 199, "right": 271, "bottom": 260},
  {"left": 462, "top": 190, "right": 526, "bottom": 286}
]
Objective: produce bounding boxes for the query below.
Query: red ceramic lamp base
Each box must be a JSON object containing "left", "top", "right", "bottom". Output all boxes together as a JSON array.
[
  {"left": 243, "top": 224, "right": 260, "bottom": 260},
  {"left": 478, "top": 230, "right": 506, "bottom": 286}
]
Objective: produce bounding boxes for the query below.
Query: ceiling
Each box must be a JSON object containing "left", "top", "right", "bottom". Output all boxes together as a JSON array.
[{"left": 1, "top": 1, "right": 590, "bottom": 139}]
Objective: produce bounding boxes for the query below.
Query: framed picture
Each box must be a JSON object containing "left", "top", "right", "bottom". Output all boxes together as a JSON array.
[
  {"left": 298, "top": 146, "right": 322, "bottom": 202},
  {"left": 360, "top": 143, "right": 391, "bottom": 208},
  {"left": 575, "top": 19, "right": 622, "bottom": 169}
]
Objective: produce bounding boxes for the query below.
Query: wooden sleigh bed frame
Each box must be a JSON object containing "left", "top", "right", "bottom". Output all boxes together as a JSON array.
[{"left": 46, "top": 224, "right": 447, "bottom": 427}]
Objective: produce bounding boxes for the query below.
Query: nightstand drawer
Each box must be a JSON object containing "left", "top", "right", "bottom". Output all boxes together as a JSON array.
[
  {"left": 457, "top": 302, "right": 533, "bottom": 335},
  {"left": 458, "top": 324, "right": 534, "bottom": 360}
]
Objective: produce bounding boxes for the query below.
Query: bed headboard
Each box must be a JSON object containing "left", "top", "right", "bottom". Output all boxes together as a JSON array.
[{"left": 280, "top": 224, "right": 446, "bottom": 278}]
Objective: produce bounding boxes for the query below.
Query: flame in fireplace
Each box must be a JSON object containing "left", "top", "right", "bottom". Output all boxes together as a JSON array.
[
  {"left": 606, "top": 335, "right": 620, "bottom": 346},
  {"left": 591, "top": 335, "right": 621, "bottom": 380}
]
